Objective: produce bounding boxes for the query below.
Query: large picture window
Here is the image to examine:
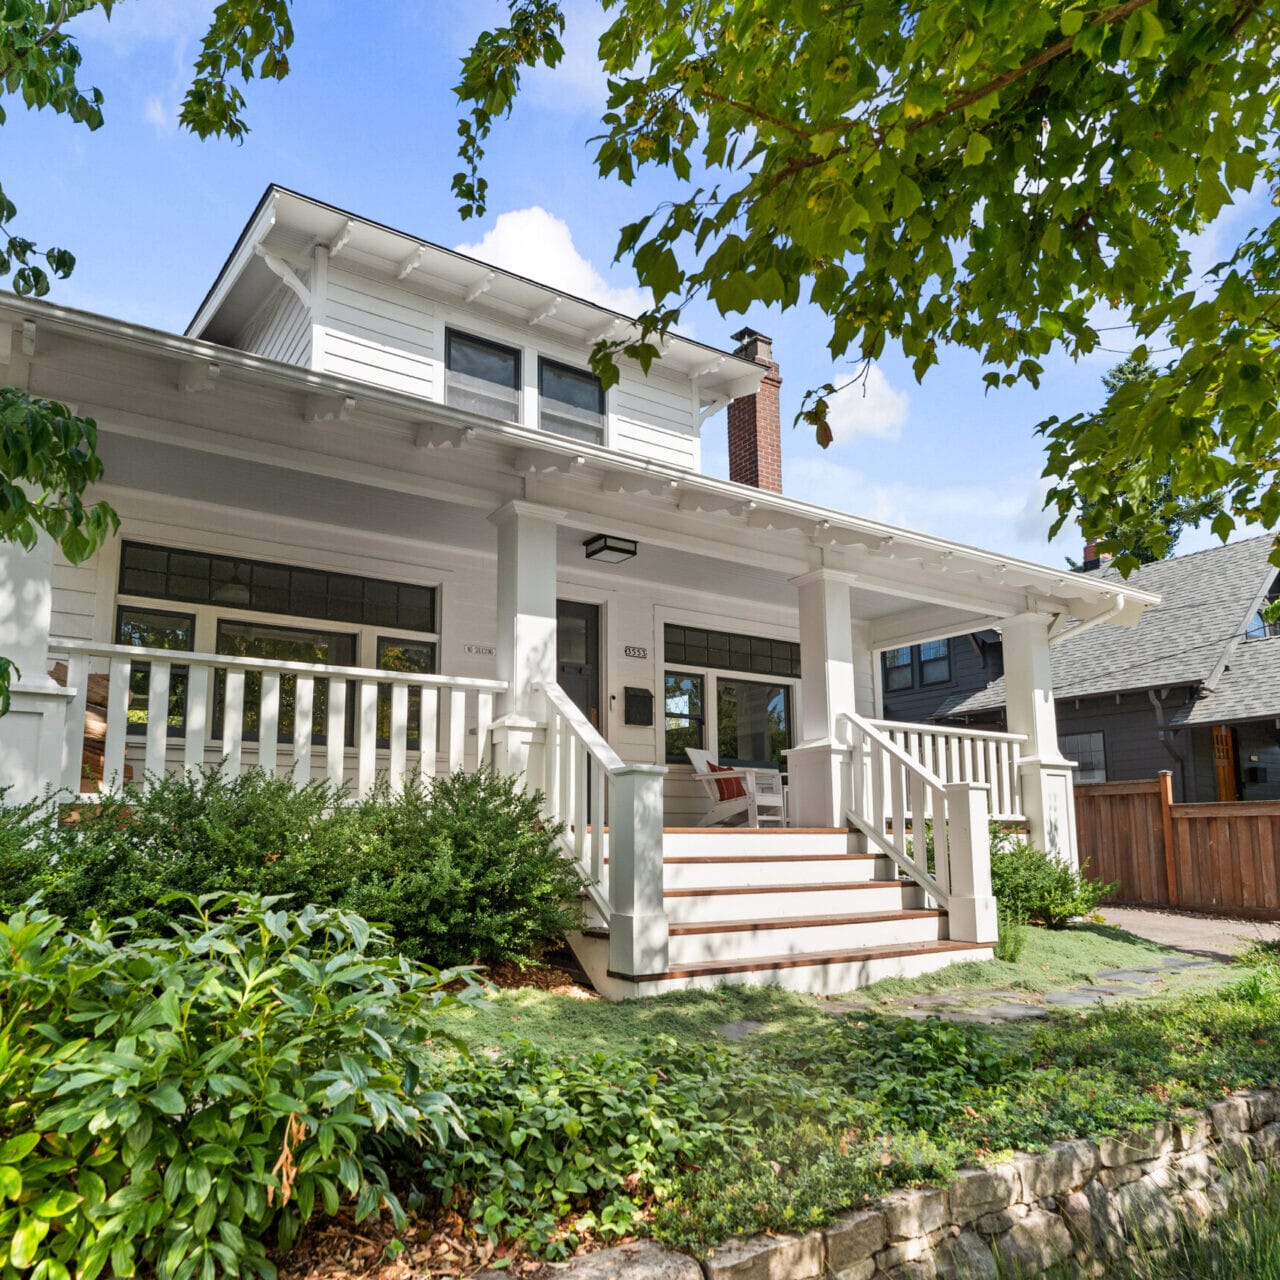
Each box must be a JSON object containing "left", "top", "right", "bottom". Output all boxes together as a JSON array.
[
  {"left": 539, "top": 358, "right": 605, "bottom": 444},
  {"left": 444, "top": 329, "right": 521, "bottom": 423},
  {"left": 213, "top": 620, "right": 356, "bottom": 744},
  {"left": 716, "top": 678, "right": 791, "bottom": 768}
]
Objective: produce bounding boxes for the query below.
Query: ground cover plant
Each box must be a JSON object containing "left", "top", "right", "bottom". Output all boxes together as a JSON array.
[
  {"left": 0, "top": 767, "right": 584, "bottom": 969},
  {"left": 0, "top": 896, "right": 477, "bottom": 1280}
]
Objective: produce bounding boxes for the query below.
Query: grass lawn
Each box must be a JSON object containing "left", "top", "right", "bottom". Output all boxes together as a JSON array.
[{"left": 446, "top": 922, "right": 1234, "bottom": 1053}]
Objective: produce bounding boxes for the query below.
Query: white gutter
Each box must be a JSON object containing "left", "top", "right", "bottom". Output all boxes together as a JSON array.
[{"left": 1049, "top": 592, "right": 1127, "bottom": 647}]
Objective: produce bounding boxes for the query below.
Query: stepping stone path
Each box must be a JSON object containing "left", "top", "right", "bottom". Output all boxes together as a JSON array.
[
  {"left": 816, "top": 950, "right": 1228, "bottom": 1025},
  {"left": 716, "top": 1019, "right": 766, "bottom": 1042}
]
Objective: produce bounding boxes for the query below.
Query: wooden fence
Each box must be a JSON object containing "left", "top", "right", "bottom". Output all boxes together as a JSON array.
[{"left": 1075, "top": 773, "right": 1280, "bottom": 920}]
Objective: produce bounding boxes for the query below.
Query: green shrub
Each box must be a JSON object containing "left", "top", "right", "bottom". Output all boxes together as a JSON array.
[
  {"left": 0, "top": 895, "right": 476, "bottom": 1280},
  {"left": 1, "top": 768, "right": 584, "bottom": 968},
  {"left": 994, "top": 904, "right": 1028, "bottom": 962},
  {"left": 991, "top": 840, "right": 1116, "bottom": 929}
]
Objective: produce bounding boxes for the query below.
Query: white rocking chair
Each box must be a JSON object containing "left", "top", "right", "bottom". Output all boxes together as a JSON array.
[{"left": 686, "top": 748, "right": 787, "bottom": 827}]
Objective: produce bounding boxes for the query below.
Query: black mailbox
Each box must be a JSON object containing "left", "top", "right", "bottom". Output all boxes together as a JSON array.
[{"left": 624, "top": 687, "right": 654, "bottom": 727}]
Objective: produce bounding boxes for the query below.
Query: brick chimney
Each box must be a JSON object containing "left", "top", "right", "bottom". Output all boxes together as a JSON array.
[
  {"left": 727, "top": 327, "right": 783, "bottom": 493},
  {"left": 1081, "top": 541, "right": 1113, "bottom": 572}
]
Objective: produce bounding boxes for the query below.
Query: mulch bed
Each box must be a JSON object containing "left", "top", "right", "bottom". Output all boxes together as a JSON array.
[{"left": 479, "top": 960, "right": 599, "bottom": 999}]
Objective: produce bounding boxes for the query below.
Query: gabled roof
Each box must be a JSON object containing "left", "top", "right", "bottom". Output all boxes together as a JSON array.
[{"left": 939, "top": 535, "right": 1279, "bottom": 717}]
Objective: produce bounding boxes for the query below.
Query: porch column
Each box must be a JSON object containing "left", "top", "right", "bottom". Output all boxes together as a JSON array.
[
  {"left": 0, "top": 531, "right": 73, "bottom": 802},
  {"left": 786, "top": 570, "right": 866, "bottom": 827},
  {"left": 1002, "top": 611, "right": 1079, "bottom": 866},
  {"left": 488, "top": 500, "right": 563, "bottom": 784}
]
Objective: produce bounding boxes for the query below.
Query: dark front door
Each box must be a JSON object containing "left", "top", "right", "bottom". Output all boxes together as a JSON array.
[{"left": 557, "top": 600, "right": 601, "bottom": 730}]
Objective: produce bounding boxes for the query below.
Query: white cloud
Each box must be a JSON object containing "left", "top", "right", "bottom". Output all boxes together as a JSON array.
[
  {"left": 455, "top": 207, "right": 651, "bottom": 315},
  {"left": 73, "top": 0, "right": 210, "bottom": 53},
  {"left": 143, "top": 96, "right": 174, "bottom": 133},
  {"left": 825, "top": 365, "right": 910, "bottom": 443}
]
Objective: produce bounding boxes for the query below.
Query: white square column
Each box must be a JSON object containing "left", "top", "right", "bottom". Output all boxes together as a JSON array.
[
  {"left": 488, "top": 500, "right": 564, "bottom": 783},
  {"left": 1001, "top": 611, "right": 1079, "bottom": 866},
  {"left": 0, "top": 531, "right": 73, "bottom": 802},
  {"left": 785, "top": 570, "right": 871, "bottom": 827}
]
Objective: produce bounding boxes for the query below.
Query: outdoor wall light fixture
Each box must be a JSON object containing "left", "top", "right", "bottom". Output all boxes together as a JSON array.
[{"left": 583, "top": 533, "right": 637, "bottom": 564}]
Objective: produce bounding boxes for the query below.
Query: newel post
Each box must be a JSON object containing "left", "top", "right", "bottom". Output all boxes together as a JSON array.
[
  {"left": 605, "top": 764, "right": 669, "bottom": 979},
  {"left": 945, "top": 781, "right": 999, "bottom": 945},
  {"left": 0, "top": 530, "right": 73, "bottom": 802}
]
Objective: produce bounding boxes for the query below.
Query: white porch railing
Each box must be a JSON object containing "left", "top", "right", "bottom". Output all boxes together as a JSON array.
[
  {"left": 49, "top": 638, "right": 507, "bottom": 800},
  {"left": 868, "top": 718, "right": 1027, "bottom": 823},
  {"left": 839, "top": 710, "right": 998, "bottom": 944},
  {"left": 537, "top": 681, "right": 669, "bottom": 978}
]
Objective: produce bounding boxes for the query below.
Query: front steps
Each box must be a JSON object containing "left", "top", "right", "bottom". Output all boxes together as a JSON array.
[{"left": 571, "top": 827, "right": 993, "bottom": 1000}]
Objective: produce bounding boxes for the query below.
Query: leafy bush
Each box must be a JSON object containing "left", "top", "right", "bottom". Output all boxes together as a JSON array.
[
  {"left": 991, "top": 839, "right": 1116, "bottom": 928},
  {"left": 0, "top": 895, "right": 476, "bottom": 1280},
  {"left": 1, "top": 768, "right": 584, "bottom": 967},
  {"left": 406, "top": 1036, "right": 824, "bottom": 1257}
]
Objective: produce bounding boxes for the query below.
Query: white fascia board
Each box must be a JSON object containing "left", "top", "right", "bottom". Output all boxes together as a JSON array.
[
  {"left": 3, "top": 290, "right": 1159, "bottom": 626},
  {"left": 187, "top": 191, "right": 279, "bottom": 338}
]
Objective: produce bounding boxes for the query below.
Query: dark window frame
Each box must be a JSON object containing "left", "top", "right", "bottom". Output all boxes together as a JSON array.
[
  {"left": 664, "top": 623, "right": 801, "bottom": 680},
  {"left": 538, "top": 356, "right": 606, "bottom": 443},
  {"left": 444, "top": 328, "right": 522, "bottom": 388},
  {"left": 1060, "top": 730, "right": 1107, "bottom": 784},
  {"left": 883, "top": 646, "right": 915, "bottom": 692},
  {"left": 918, "top": 638, "right": 953, "bottom": 687},
  {"left": 375, "top": 635, "right": 439, "bottom": 751},
  {"left": 663, "top": 670, "right": 706, "bottom": 764},
  {"left": 715, "top": 676, "right": 793, "bottom": 770},
  {"left": 117, "top": 541, "right": 437, "bottom": 635}
]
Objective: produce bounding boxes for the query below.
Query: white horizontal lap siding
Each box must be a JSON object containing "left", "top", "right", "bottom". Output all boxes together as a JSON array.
[
  {"left": 51, "top": 549, "right": 98, "bottom": 640},
  {"left": 613, "top": 366, "right": 697, "bottom": 435},
  {"left": 318, "top": 266, "right": 437, "bottom": 400},
  {"left": 239, "top": 281, "right": 312, "bottom": 367},
  {"left": 613, "top": 418, "right": 699, "bottom": 469}
]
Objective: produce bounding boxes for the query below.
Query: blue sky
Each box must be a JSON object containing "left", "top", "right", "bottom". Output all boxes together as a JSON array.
[{"left": 5, "top": 1, "right": 1266, "bottom": 566}]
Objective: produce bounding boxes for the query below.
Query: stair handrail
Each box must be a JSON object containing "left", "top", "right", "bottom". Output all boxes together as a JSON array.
[
  {"left": 535, "top": 681, "right": 669, "bottom": 979},
  {"left": 837, "top": 709, "right": 954, "bottom": 906}
]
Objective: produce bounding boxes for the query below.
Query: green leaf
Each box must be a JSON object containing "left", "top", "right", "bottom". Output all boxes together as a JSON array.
[
  {"left": 963, "top": 133, "right": 992, "bottom": 167},
  {"left": 10, "top": 1215, "right": 51, "bottom": 1268},
  {"left": 149, "top": 1084, "right": 186, "bottom": 1115}
]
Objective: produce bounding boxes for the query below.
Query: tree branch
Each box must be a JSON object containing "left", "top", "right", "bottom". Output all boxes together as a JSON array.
[{"left": 32, "top": 2, "right": 69, "bottom": 49}]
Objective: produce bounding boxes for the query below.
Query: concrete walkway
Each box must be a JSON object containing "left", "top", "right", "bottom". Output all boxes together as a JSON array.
[{"left": 1099, "top": 906, "right": 1280, "bottom": 962}]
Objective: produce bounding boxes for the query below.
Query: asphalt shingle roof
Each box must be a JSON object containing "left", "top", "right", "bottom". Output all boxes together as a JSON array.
[{"left": 940, "top": 535, "right": 1278, "bottom": 718}]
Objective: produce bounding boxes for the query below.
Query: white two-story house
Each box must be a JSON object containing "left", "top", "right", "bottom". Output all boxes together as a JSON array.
[{"left": 0, "top": 187, "right": 1156, "bottom": 997}]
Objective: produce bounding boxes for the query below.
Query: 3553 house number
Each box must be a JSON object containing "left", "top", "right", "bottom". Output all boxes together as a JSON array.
[{"left": 624, "top": 645, "right": 648, "bottom": 660}]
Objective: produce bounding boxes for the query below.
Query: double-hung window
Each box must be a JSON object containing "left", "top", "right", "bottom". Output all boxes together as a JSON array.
[
  {"left": 663, "top": 625, "right": 799, "bottom": 767},
  {"left": 539, "top": 358, "right": 605, "bottom": 444},
  {"left": 884, "top": 646, "right": 914, "bottom": 692},
  {"left": 444, "top": 330, "right": 521, "bottom": 423},
  {"left": 919, "top": 639, "right": 952, "bottom": 685},
  {"left": 1061, "top": 731, "right": 1106, "bottom": 784},
  {"left": 882, "top": 640, "right": 952, "bottom": 691}
]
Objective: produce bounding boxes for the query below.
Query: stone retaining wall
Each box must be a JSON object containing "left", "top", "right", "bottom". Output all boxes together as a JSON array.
[{"left": 548, "top": 1086, "right": 1280, "bottom": 1280}]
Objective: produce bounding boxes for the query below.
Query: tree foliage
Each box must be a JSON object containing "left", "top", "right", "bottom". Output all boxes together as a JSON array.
[
  {"left": 456, "top": 0, "right": 1280, "bottom": 562},
  {"left": 0, "top": 1, "right": 294, "bottom": 708},
  {"left": 1068, "top": 354, "right": 1221, "bottom": 569}
]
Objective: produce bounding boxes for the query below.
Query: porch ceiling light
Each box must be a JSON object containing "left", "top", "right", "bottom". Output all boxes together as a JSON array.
[{"left": 583, "top": 533, "right": 637, "bottom": 564}]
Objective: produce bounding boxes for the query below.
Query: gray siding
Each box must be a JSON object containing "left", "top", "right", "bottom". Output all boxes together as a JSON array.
[{"left": 881, "top": 634, "right": 1000, "bottom": 723}]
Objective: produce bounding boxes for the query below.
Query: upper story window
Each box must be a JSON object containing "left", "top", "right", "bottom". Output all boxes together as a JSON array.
[
  {"left": 882, "top": 639, "right": 952, "bottom": 692},
  {"left": 444, "top": 330, "right": 521, "bottom": 423},
  {"left": 1247, "top": 576, "right": 1280, "bottom": 640},
  {"left": 540, "top": 358, "right": 605, "bottom": 445}
]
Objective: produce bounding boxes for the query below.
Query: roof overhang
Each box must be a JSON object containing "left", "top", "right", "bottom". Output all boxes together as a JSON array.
[
  {"left": 187, "top": 185, "right": 765, "bottom": 408},
  {"left": 0, "top": 291, "right": 1160, "bottom": 637}
]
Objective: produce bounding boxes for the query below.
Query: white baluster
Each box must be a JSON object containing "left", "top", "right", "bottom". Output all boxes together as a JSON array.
[
  {"left": 558, "top": 715, "right": 573, "bottom": 825},
  {"left": 258, "top": 672, "right": 280, "bottom": 777},
  {"left": 144, "top": 660, "right": 171, "bottom": 785},
  {"left": 184, "top": 664, "right": 209, "bottom": 776},
  {"left": 591, "top": 763, "right": 607, "bottom": 886},
  {"left": 389, "top": 682, "right": 408, "bottom": 793},
  {"left": 448, "top": 689, "right": 466, "bottom": 773},
  {"left": 890, "top": 758, "right": 907, "bottom": 862},
  {"left": 222, "top": 669, "right": 245, "bottom": 777},
  {"left": 292, "top": 675, "right": 314, "bottom": 783},
  {"left": 103, "top": 657, "right": 131, "bottom": 794},
  {"left": 933, "top": 785, "right": 952, "bottom": 896},
  {"left": 909, "top": 771, "right": 927, "bottom": 872},
  {"left": 419, "top": 687, "right": 438, "bottom": 781},
  {"left": 574, "top": 745, "right": 588, "bottom": 867},
  {"left": 327, "top": 676, "right": 346, "bottom": 787},
  {"left": 357, "top": 679, "right": 377, "bottom": 797},
  {"left": 61, "top": 654, "right": 90, "bottom": 794},
  {"left": 475, "top": 691, "right": 494, "bottom": 769}
]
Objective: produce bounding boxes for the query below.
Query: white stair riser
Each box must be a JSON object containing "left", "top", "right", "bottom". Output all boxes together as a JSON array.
[
  {"left": 661, "top": 858, "right": 894, "bottom": 890},
  {"left": 625, "top": 946, "right": 995, "bottom": 998},
  {"left": 662, "top": 831, "right": 852, "bottom": 858},
  {"left": 667, "top": 914, "right": 949, "bottom": 965},
  {"left": 664, "top": 884, "right": 921, "bottom": 923}
]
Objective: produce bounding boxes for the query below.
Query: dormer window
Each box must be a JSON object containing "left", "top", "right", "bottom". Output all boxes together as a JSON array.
[
  {"left": 1247, "top": 575, "right": 1280, "bottom": 640},
  {"left": 540, "top": 358, "right": 605, "bottom": 444},
  {"left": 444, "top": 330, "right": 521, "bottom": 423}
]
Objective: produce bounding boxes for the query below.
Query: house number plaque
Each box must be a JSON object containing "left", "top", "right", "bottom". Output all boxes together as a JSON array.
[{"left": 624, "top": 645, "right": 648, "bottom": 659}]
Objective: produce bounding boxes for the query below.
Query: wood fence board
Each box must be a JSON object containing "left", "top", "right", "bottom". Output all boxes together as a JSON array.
[{"left": 1077, "top": 776, "right": 1280, "bottom": 920}]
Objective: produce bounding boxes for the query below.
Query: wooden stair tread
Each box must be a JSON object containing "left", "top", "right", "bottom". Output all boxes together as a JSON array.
[
  {"left": 663, "top": 880, "right": 902, "bottom": 897},
  {"left": 583, "top": 907, "right": 945, "bottom": 940},
  {"left": 609, "top": 939, "right": 990, "bottom": 982}
]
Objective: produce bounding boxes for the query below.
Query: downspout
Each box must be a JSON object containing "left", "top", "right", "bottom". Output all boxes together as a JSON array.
[{"left": 1049, "top": 592, "right": 1126, "bottom": 647}]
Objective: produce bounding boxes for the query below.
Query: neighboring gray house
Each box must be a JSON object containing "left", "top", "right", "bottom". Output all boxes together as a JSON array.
[{"left": 884, "top": 536, "right": 1280, "bottom": 803}]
